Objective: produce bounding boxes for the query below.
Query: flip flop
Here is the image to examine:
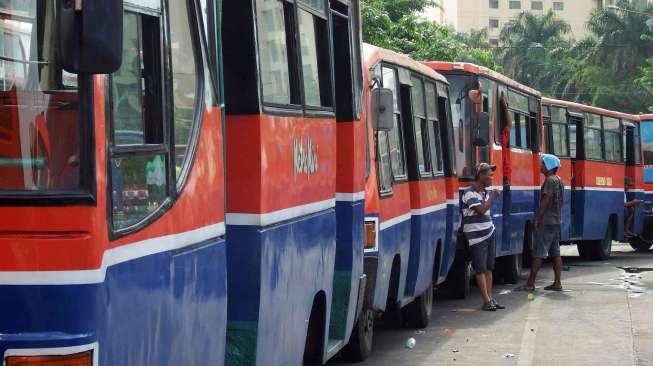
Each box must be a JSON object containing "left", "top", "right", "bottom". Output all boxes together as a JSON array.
[{"left": 544, "top": 284, "right": 563, "bottom": 291}]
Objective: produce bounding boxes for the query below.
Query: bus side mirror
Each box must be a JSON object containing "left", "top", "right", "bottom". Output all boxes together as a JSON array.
[
  {"left": 371, "top": 88, "right": 394, "bottom": 131},
  {"left": 57, "top": 0, "right": 123, "bottom": 74},
  {"left": 474, "top": 111, "right": 490, "bottom": 146}
]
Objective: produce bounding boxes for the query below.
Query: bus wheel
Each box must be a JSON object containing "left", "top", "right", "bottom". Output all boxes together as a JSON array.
[
  {"left": 500, "top": 253, "right": 522, "bottom": 285},
  {"left": 590, "top": 224, "right": 613, "bottom": 261},
  {"left": 447, "top": 252, "right": 471, "bottom": 299},
  {"left": 404, "top": 282, "right": 433, "bottom": 328},
  {"left": 577, "top": 242, "right": 593, "bottom": 260},
  {"left": 341, "top": 307, "right": 374, "bottom": 362},
  {"left": 629, "top": 236, "right": 653, "bottom": 252}
]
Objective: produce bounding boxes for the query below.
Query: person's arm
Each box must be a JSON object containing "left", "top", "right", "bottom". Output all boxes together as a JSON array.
[
  {"left": 625, "top": 199, "right": 643, "bottom": 208},
  {"left": 500, "top": 96, "right": 513, "bottom": 131},
  {"left": 471, "top": 190, "right": 500, "bottom": 215}
]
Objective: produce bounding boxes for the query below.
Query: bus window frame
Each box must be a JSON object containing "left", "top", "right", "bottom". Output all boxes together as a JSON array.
[
  {"left": 506, "top": 88, "right": 533, "bottom": 151},
  {"left": 255, "top": 0, "right": 336, "bottom": 118},
  {"left": 408, "top": 72, "right": 445, "bottom": 180},
  {"left": 544, "top": 105, "right": 570, "bottom": 158},
  {"left": 331, "top": 0, "right": 363, "bottom": 123},
  {"left": 107, "top": 1, "right": 210, "bottom": 239},
  {"left": 375, "top": 63, "right": 407, "bottom": 198},
  {"left": 0, "top": 5, "right": 96, "bottom": 206},
  {"left": 437, "top": 82, "right": 457, "bottom": 178},
  {"left": 581, "top": 112, "right": 604, "bottom": 161},
  {"left": 602, "top": 115, "right": 623, "bottom": 164}
]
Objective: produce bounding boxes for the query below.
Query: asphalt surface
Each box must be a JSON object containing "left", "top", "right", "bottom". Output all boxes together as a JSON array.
[{"left": 331, "top": 242, "right": 653, "bottom": 366}]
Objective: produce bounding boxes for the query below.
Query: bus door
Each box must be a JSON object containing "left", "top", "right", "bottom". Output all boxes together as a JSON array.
[
  {"left": 624, "top": 121, "right": 644, "bottom": 237},
  {"left": 436, "top": 82, "right": 459, "bottom": 284},
  {"left": 502, "top": 89, "right": 538, "bottom": 255},
  {"left": 568, "top": 110, "right": 583, "bottom": 238}
]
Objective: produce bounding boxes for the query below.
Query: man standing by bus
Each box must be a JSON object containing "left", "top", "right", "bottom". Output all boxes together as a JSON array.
[
  {"left": 524, "top": 154, "right": 565, "bottom": 292},
  {"left": 462, "top": 163, "right": 503, "bottom": 311}
]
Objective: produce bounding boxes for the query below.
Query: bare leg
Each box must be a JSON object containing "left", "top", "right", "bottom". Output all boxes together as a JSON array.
[
  {"left": 485, "top": 271, "right": 493, "bottom": 299},
  {"left": 475, "top": 273, "right": 491, "bottom": 303},
  {"left": 625, "top": 215, "right": 634, "bottom": 236},
  {"left": 552, "top": 256, "right": 563, "bottom": 288},
  {"left": 527, "top": 258, "right": 543, "bottom": 288}
]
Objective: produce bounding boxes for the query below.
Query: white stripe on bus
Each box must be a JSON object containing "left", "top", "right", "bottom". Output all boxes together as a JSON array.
[{"left": 0, "top": 222, "right": 225, "bottom": 286}]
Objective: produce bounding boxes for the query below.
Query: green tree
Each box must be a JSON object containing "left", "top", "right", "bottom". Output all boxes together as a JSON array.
[
  {"left": 586, "top": 0, "right": 653, "bottom": 74},
  {"left": 361, "top": 0, "right": 502, "bottom": 70},
  {"left": 498, "top": 10, "right": 571, "bottom": 88}
]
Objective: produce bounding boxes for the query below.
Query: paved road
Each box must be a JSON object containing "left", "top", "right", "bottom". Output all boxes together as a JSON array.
[{"left": 331, "top": 243, "right": 653, "bottom": 366}]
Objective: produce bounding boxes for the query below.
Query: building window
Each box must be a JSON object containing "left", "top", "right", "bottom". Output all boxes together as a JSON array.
[
  {"left": 489, "top": 18, "right": 499, "bottom": 28},
  {"left": 531, "top": 1, "right": 543, "bottom": 10},
  {"left": 553, "top": 1, "right": 564, "bottom": 10},
  {"left": 489, "top": 0, "right": 499, "bottom": 8},
  {"left": 489, "top": 38, "right": 499, "bottom": 47},
  {"left": 509, "top": 1, "right": 521, "bottom": 9}
]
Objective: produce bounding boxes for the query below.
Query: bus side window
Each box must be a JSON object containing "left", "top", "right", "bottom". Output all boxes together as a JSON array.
[
  {"left": 425, "top": 81, "right": 443, "bottom": 173},
  {"left": 256, "top": 0, "right": 333, "bottom": 110},
  {"left": 583, "top": 113, "right": 603, "bottom": 160},
  {"left": 109, "top": 11, "right": 167, "bottom": 232},
  {"left": 331, "top": 1, "right": 362, "bottom": 122},
  {"left": 437, "top": 82, "right": 456, "bottom": 176}
]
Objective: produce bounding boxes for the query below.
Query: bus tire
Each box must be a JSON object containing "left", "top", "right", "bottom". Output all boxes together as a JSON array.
[
  {"left": 629, "top": 236, "right": 653, "bottom": 252},
  {"left": 577, "top": 242, "right": 593, "bottom": 260},
  {"left": 500, "top": 253, "right": 522, "bottom": 284},
  {"left": 590, "top": 223, "right": 613, "bottom": 261},
  {"left": 404, "top": 283, "right": 433, "bottom": 328},
  {"left": 447, "top": 253, "right": 471, "bottom": 299},
  {"left": 341, "top": 307, "right": 374, "bottom": 362}
]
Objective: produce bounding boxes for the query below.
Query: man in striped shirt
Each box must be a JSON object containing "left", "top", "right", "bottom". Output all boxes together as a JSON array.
[{"left": 462, "top": 163, "right": 502, "bottom": 311}]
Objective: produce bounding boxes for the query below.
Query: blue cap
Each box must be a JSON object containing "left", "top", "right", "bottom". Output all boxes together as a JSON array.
[{"left": 541, "top": 154, "right": 561, "bottom": 171}]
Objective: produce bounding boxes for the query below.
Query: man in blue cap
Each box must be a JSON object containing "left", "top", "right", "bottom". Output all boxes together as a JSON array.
[{"left": 524, "top": 154, "right": 565, "bottom": 291}]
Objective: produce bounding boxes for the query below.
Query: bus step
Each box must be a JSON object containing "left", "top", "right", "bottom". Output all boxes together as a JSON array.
[{"left": 326, "top": 339, "right": 344, "bottom": 359}]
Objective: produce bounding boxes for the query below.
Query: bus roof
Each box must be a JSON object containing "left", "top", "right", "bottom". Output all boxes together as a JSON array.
[
  {"left": 423, "top": 61, "right": 540, "bottom": 97},
  {"left": 542, "top": 97, "right": 638, "bottom": 121},
  {"left": 638, "top": 114, "right": 653, "bottom": 121},
  {"left": 364, "top": 44, "right": 448, "bottom": 85}
]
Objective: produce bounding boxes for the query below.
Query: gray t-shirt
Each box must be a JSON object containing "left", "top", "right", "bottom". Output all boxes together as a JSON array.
[{"left": 541, "top": 175, "right": 564, "bottom": 225}]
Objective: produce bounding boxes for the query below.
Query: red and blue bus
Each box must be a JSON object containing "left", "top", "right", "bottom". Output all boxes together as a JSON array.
[
  {"left": 631, "top": 114, "right": 653, "bottom": 250},
  {"left": 222, "top": 0, "right": 368, "bottom": 364},
  {"left": 354, "top": 45, "right": 457, "bottom": 343},
  {"left": 541, "top": 98, "right": 644, "bottom": 258},
  {"left": 0, "top": 0, "right": 227, "bottom": 365},
  {"left": 424, "top": 62, "right": 542, "bottom": 290}
]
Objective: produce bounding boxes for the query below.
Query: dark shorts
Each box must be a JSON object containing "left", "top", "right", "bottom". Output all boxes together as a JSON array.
[
  {"left": 533, "top": 224, "right": 561, "bottom": 258},
  {"left": 470, "top": 234, "right": 496, "bottom": 274}
]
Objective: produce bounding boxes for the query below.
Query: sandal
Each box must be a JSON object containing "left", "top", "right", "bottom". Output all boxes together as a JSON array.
[
  {"left": 492, "top": 299, "right": 506, "bottom": 309},
  {"left": 544, "top": 284, "right": 563, "bottom": 292},
  {"left": 482, "top": 302, "right": 497, "bottom": 311}
]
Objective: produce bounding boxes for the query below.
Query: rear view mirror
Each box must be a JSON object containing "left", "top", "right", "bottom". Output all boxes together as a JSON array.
[
  {"left": 57, "top": 0, "right": 123, "bottom": 74},
  {"left": 371, "top": 88, "right": 394, "bottom": 131},
  {"left": 474, "top": 112, "right": 490, "bottom": 146}
]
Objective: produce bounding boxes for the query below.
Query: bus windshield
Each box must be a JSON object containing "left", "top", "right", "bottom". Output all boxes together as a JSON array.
[
  {"left": 447, "top": 74, "right": 474, "bottom": 179},
  {"left": 0, "top": 1, "right": 82, "bottom": 192},
  {"left": 641, "top": 120, "right": 653, "bottom": 183}
]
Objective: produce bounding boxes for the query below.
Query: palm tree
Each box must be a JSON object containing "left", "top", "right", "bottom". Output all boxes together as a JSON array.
[
  {"left": 498, "top": 10, "right": 571, "bottom": 88},
  {"left": 455, "top": 28, "right": 490, "bottom": 49},
  {"left": 586, "top": 0, "right": 653, "bottom": 74}
]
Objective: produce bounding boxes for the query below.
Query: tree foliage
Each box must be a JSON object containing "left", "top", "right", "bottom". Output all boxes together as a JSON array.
[
  {"left": 360, "top": 0, "right": 653, "bottom": 113},
  {"left": 361, "top": 0, "right": 502, "bottom": 71}
]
